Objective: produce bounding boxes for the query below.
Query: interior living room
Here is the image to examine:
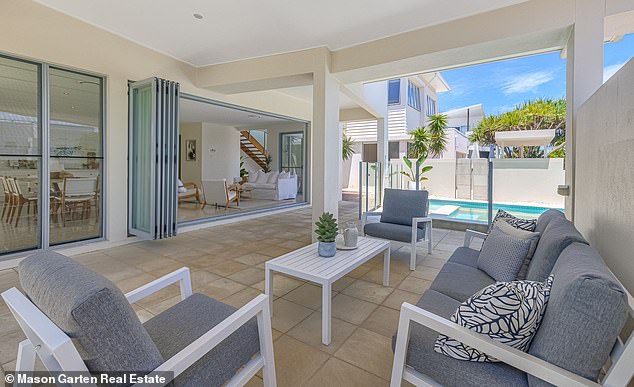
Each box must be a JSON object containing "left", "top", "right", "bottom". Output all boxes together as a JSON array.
[
  {"left": 1, "top": 1, "right": 634, "bottom": 386},
  {"left": 176, "top": 96, "right": 307, "bottom": 223}
]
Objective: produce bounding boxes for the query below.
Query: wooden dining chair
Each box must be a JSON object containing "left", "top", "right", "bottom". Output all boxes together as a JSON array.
[
  {"left": 1, "top": 176, "right": 11, "bottom": 221},
  {"left": 7, "top": 177, "right": 38, "bottom": 227},
  {"left": 54, "top": 177, "right": 98, "bottom": 226}
]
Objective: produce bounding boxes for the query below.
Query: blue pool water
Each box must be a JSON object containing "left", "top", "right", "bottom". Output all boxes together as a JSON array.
[{"left": 429, "top": 199, "right": 563, "bottom": 223}]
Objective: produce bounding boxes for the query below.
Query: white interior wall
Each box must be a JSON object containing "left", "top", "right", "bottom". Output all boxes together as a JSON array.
[
  {"left": 201, "top": 123, "right": 240, "bottom": 183},
  {"left": 574, "top": 58, "right": 634, "bottom": 294},
  {"left": 179, "top": 122, "right": 203, "bottom": 183}
]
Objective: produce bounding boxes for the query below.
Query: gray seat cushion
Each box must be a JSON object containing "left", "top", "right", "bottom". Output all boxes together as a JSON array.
[
  {"left": 392, "top": 289, "right": 528, "bottom": 387},
  {"left": 447, "top": 247, "right": 479, "bottom": 268},
  {"left": 430, "top": 262, "right": 495, "bottom": 302},
  {"left": 364, "top": 222, "right": 425, "bottom": 243},
  {"left": 525, "top": 217, "right": 588, "bottom": 282},
  {"left": 527, "top": 243, "right": 628, "bottom": 387},
  {"left": 534, "top": 209, "right": 565, "bottom": 235},
  {"left": 18, "top": 251, "right": 163, "bottom": 373},
  {"left": 380, "top": 188, "right": 429, "bottom": 229},
  {"left": 144, "top": 293, "right": 259, "bottom": 387}
]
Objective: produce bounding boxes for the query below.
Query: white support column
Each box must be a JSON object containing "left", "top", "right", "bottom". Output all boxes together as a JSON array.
[
  {"left": 312, "top": 64, "right": 340, "bottom": 235},
  {"left": 565, "top": 0, "right": 605, "bottom": 220},
  {"left": 376, "top": 117, "right": 389, "bottom": 200}
]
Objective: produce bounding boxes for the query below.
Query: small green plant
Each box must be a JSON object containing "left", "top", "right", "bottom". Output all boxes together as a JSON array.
[
  {"left": 239, "top": 156, "right": 248, "bottom": 178},
  {"left": 342, "top": 134, "right": 355, "bottom": 160},
  {"left": 400, "top": 156, "right": 433, "bottom": 182},
  {"left": 315, "top": 212, "right": 338, "bottom": 243},
  {"left": 262, "top": 154, "right": 273, "bottom": 173}
]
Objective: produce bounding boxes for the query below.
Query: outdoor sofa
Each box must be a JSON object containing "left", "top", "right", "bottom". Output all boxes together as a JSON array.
[{"left": 391, "top": 209, "right": 634, "bottom": 387}]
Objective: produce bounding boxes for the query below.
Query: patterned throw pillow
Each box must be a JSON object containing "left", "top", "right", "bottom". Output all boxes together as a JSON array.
[
  {"left": 434, "top": 275, "right": 553, "bottom": 362},
  {"left": 477, "top": 225, "right": 532, "bottom": 282},
  {"left": 488, "top": 209, "right": 537, "bottom": 233}
]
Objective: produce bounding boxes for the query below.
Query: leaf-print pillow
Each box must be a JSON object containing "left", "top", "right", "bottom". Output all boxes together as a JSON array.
[{"left": 434, "top": 275, "right": 553, "bottom": 362}]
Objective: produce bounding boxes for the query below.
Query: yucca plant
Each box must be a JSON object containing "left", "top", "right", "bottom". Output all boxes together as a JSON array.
[
  {"left": 342, "top": 134, "right": 355, "bottom": 161},
  {"left": 315, "top": 212, "right": 338, "bottom": 243}
]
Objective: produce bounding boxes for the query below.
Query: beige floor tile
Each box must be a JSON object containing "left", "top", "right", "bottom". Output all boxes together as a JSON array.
[
  {"left": 330, "top": 294, "right": 377, "bottom": 325},
  {"left": 286, "top": 312, "right": 356, "bottom": 354},
  {"left": 270, "top": 335, "right": 330, "bottom": 387},
  {"left": 305, "top": 358, "right": 388, "bottom": 387},
  {"left": 244, "top": 375, "right": 263, "bottom": 387},
  {"left": 134, "top": 284, "right": 181, "bottom": 310},
  {"left": 361, "top": 306, "right": 400, "bottom": 338},
  {"left": 282, "top": 283, "right": 331, "bottom": 310},
  {"left": 253, "top": 276, "right": 304, "bottom": 297},
  {"left": 362, "top": 268, "right": 405, "bottom": 286},
  {"left": 272, "top": 298, "right": 313, "bottom": 333},
  {"left": 332, "top": 276, "right": 356, "bottom": 292},
  {"left": 228, "top": 267, "right": 265, "bottom": 286},
  {"left": 142, "top": 295, "right": 181, "bottom": 315},
  {"left": 410, "top": 266, "right": 441, "bottom": 281},
  {"left": 334, "top": 328, "right": 394, "bottom": 380},
  {"left": 341, "top": 279, "right": 394, "bottom": 304},
  {"left": 234, "top": 252, "right": 271, "bottom": 266},
  {"left": 207, "top": 261, "right": 250, "bottom": 277},
  {"left": 189, "top": 270, "right": 222, "bottom": 290},
  {"left": 221, "top": 287, "right": 264, "bottom": 308},
  {"left": 114, "top": 272, "right": 157, "bottom": 293},
  {"left": 347, "top": 265, "right": 373, "bottom": 279},
  {"left": 382, "top": 289, "right": 421, "bottom": 311},
  {"left": 397, "top": 276, "right": 432, "bottom": 295}
]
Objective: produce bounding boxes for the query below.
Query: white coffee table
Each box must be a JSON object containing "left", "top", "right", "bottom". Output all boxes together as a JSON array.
[{"left": 265, "top": 237, "right": 391, "bottom": 345}]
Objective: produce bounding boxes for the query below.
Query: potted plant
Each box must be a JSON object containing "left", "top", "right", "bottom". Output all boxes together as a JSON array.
[
  {"left": 315, "top": 212, "right": 338, "bottom": 257},
  {"left": 239, "top": 156, "right": 249, "bottom": 183},
  {"left": 401, "top": 156, "right": 433, "bottom": 190},
  {"left": 262, "top": 154, "right": 273, "bottom": 173}
]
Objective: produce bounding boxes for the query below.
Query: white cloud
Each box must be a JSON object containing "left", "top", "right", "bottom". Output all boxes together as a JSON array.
[
  {"left": 604, "top": 62, "right": 626, "bottom": 82},
  {"left": 501, "top": 71, "right": 554, "bottom": 94}
]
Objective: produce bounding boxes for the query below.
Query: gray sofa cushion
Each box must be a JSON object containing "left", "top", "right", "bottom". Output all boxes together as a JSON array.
[
  {"left": 144, "top": 293, "right": 259, "bottom": 387},
  {"left": 364, "top": 222, "right": 425, "bottom": 243},
  {"left": 392, "top": 289, "right": 528, "bottom": 387},
  {"left": 527, "top": 243, "right": 628, "bottom": 387},
  {"left": 430, "top": 262, "right": 496, "bottom": 302},
  {"left": 525, "top": 217, "right": 588, "bottom": 282},
  {"left": 477, "top": 225, "right": 532, "bottom": 282},
  {"left": 380, "top": 188, "right": 428, "bottom": 229},
  {"left": 18, "top": 251, "right": 163, "bottom": 373},
  {"left": 447, "top": 247, "right": 479, "bottom": 268},
  {"left": 534, "top": 209, "right": 565, "bottom": 235}
]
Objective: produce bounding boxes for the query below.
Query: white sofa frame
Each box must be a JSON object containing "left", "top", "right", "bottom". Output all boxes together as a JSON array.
[
  {"left": 362, "top": 211, "right": 433, "bottom": 270},
  {"left": 1, "top": 267, "right": 277, "bottom": 387},
  {"left": 390, "top": 233, "right": 634, "bottom": 387}
]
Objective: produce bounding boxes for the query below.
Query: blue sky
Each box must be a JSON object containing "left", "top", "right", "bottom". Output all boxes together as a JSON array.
[{"left": 438, "top": 33, "right": 634, "bottom": 115}]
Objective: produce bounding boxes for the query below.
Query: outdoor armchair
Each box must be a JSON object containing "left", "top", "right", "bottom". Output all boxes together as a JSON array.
[{"left": 1, "top": 251, "right": 277, "bottom": 387}]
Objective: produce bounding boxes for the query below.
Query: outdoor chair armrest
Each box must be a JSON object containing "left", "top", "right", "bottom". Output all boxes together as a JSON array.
[
  {"left": 182, "top": 182, "right": 198, "bottom": 190},
  {"left": 463, "top": 229, "right": 488, "bottom": 248},
  {"left": 125, "top": 267, "right": 193, "bottom": 304},
  {"left": 391, "top": 302, "right": 599, "bottom": 387},
  {"left": 135, "top": 294, "right": 274, "bottom": 387}
]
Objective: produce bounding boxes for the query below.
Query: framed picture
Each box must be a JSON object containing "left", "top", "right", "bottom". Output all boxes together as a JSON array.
[{"left": 186, "top": 139, "right": 197, "bottom": 161}]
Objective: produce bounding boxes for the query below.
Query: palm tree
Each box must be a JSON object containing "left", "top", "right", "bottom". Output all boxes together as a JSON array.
[
  {"left": 426, "top": 114, "right": 449, "bottom": 158},
  {"left": 342, "top": 134, "right": 355, "bottom": 160}
]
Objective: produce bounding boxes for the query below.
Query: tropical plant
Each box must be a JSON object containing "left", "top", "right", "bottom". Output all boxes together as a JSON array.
[
  {"left": 469, "top": 98, "right": 566, "bottom": 158},
  {"left": 315, "top": 212, "right": 338, "bottom": 243},
  {"left": 239, "top": 156, "right": 248, "bottom": 178},
  {"left": 400, "top": 156, "right": 433, "bottom": 182},
  {"left": 342, "top": 134, "right": 355, "bottom": 161},
  {"left": 262, "top": 154, "right": 273, "bottom": 173},
  {"left": 407, "top": 126, "right": 431, "bottom": 159},
  {"left": 426, "top": 114, "right": 449, "bottom": 158}
]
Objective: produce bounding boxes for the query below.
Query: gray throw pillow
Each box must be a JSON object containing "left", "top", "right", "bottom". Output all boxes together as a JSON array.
[
  {"left": 494, "top": 219, "right": 541, "bottom": 280},
  {"left": 477, "top": 225, "right": 532, "bottom": 282}
]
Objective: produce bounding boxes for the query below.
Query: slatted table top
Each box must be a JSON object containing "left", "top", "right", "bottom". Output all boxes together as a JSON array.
[{"left": 265, "top": 237, "right": 390, "bottom": 283}]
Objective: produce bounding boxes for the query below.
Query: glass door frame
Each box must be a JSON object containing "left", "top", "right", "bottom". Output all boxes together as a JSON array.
[
  {"left": 279, "top": 130, "right": 306, "bottom": 194},
  {"left": 0, "top": 51, "right": 107, "bottom": 259}
]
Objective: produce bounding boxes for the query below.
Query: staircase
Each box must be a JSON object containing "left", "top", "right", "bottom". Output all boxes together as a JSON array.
[{"left": 240, "top": 131, "right": 268, "bottom": 169}]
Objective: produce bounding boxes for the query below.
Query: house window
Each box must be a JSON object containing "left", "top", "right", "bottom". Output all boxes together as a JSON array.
[
  {"left": 426, "top": 95, "right": 437, "bottom": 116},
  {"left": 388, "top": 141, "right": 400, "bottom": 160},
  {"left": 388, "top": 79, "right": 400, "bottom": 105},
  {"left": 407, "top": 81, "right": 421, "bottom": 111}
]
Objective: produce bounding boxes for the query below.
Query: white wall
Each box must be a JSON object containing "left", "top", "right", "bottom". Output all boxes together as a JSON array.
[
  {"left": 574, "top": 58, "right": 634, "bottom": 294},
  {"left": 201, "top": 123, "right": 240, "bottom": 183},
  {"left": 492, "top": 158, "right": 565, "bottom": 207},
  {"left": 179, "top": 122, "right": 202, "bottom": 183}
]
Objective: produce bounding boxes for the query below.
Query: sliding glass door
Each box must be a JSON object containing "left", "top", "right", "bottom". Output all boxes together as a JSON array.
[
  {"left": 0, "top": 54, "right": 105, "bottom": 257},
  {"left": 280, "top": 132, "right": 304, "bottom": 193}
]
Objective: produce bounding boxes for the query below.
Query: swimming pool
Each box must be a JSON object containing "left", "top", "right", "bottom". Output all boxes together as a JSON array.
[{"left": 428, "top": 199, "right": 563, "bottom": 223}]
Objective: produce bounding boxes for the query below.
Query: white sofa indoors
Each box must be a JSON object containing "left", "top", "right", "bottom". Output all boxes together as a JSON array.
[{"left": 243, "top": 170, "right": 298, "bottom": 200}]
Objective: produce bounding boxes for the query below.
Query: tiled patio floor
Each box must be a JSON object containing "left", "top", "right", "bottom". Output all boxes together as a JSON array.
[{"left": 0, "top": 202, "right": 473, "bottom": 386}]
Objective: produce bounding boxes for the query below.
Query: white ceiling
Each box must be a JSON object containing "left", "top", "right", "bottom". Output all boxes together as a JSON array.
[
  {"left": 278, "top": 86, "right": 359, "bottom": 109},
  {"left": 180, "top": 98, "right": 301, "bottom": 128},
  {"left": 35, "top": 0, "right": 526, "bottom": 66}
]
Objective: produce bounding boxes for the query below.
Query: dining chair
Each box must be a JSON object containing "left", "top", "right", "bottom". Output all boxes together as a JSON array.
[
  {"left": 1, "top": 176, "right": 11, "bottom": 221},
  {"left": 54, "top": 177, "right": 98, "bottom": 226},
  {"left": 7, "top": 177, "right": 38, "bottom": 227}
]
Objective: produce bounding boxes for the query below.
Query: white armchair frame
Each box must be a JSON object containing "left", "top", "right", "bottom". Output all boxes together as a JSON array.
[
  {"left": 463, "top": 229, "right": 488, "bottom": 249},
  {"left": 362, "top": 212, "right": 433, "bottom": 270},
  {"left": 391, "top": 294, "right": 634, "bottom": 387},
  {"left": 1, "top": 267, "right": 277, "bottom": 387}
]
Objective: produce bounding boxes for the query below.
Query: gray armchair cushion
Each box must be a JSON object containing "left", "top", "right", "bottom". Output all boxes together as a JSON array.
[
  {"left": 144, "top": 293, "right": 259, "bottom": 387},
  {"left": 527, "top": 243, "right": 628, "bottom": 387},
  {"left": 429, "top": 262, "right": 495, "bottom": 302},
  {"left": 364, "top": 222, "right": 425, "bottom": 243},
  {"left": 534, "top": 209, "right": 565, "bottom": 235},
  {"left": 380, "top": 188, "right": 428, "bottom": 229},
  {"left": 447, "top": 247, "right": 479, "bottom": 268},
  {"left": 18, "top": 251, "right": 163, "bottom": 374},
  {"left": 525, "top": 217, "right": 587, "bottom": 282},
  {"left": 392, "top": 289, "right": 528, "bottom": 387}
]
